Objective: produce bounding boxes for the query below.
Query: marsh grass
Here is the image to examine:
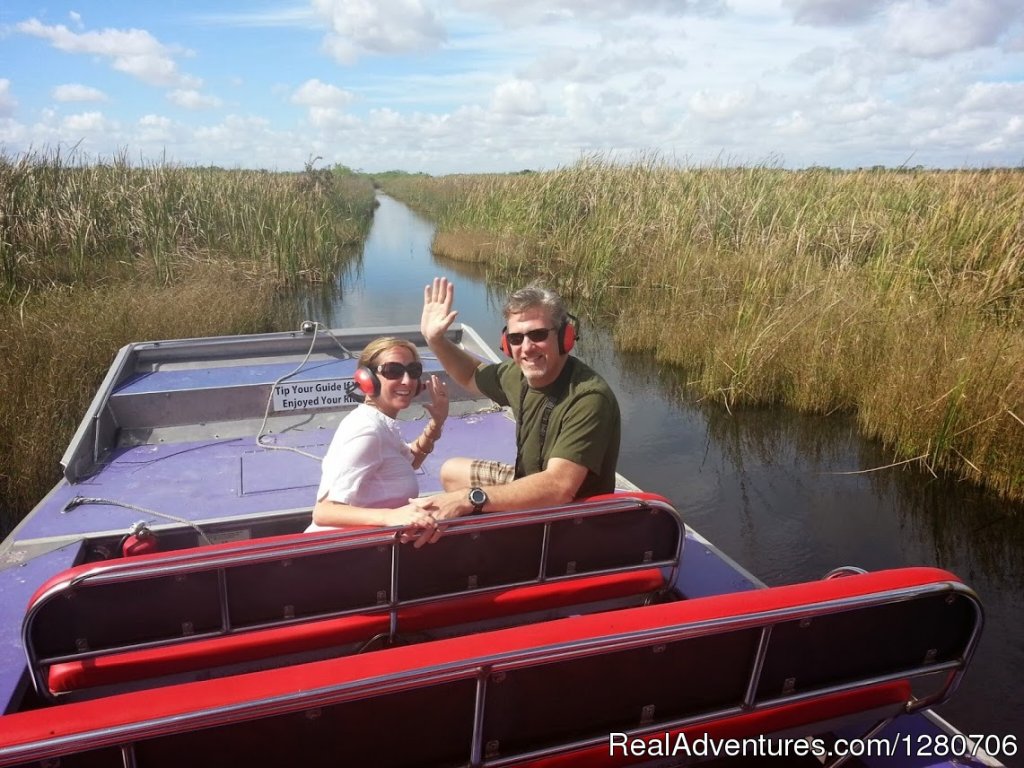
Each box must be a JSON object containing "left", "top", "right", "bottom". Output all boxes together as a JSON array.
[
  {"left": 0, "top": 262, "right": 295, "bottom": 534},
  {"left": 0, "top": 151, "right": 375, "bottom": 534},
  {"left": 431, "top": 230, "right": 506, "bottom": 262},
  {"left": 2, "top": 150, "right": 376, "bottom": 289},
  {"left": 380, "top": 158, "right": 1024, "bottom": 501}
]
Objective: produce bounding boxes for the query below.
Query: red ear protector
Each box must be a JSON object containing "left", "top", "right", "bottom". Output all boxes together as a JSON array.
[
  {"left": 501, "top": 313, "right": 579, "bottom": 357},
  {"left": 353, "top": 365, "right": 424, "bottom": 398}
]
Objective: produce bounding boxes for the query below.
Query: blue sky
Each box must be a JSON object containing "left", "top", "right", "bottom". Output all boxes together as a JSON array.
[{"left": 2, "top": 0, "right": 1023, "bottom": 173}]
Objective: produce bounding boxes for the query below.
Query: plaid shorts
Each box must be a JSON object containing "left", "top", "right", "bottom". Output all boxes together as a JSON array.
[{"left": 469, "top": 459, "right": 515, "bottom": 486}]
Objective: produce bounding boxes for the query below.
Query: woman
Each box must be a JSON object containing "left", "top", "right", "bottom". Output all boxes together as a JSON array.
[{"left": 306, "top": 336, "right": 447, "bottom": 533}]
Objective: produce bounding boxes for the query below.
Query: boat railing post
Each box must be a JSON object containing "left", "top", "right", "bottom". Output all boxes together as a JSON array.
[
  {"left": 742, "top": 625, "right": 773, "bottom": 708},
  {"left": 905, "top": 592, "right": 985, "bottom": 712},
  {"left": 217, "top": 567, "right": 231, "bottom": 635},
  {"left": 537, "top": 523, "right": 551, "bottom": 584},
  {"left": 389, "top": 534, "right": 400, "bottom": 643},
  {"left": 121, "top": 742, "right": 139, "bottom": 768},
  {"left": 469, "top": 666, "right": 490, "bottom": 768}
]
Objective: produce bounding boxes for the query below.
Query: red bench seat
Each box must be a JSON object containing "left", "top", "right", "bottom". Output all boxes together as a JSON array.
[
  {"left": 47, "top": 568, "right": 664, "bottom": 693},
  {"left": 0, "top": 567, "right": 982, "bottom": 768}
]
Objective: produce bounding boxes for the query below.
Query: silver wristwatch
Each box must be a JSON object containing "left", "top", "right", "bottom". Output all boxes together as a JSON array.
[{"left": 468, "top": 487, "right": 488, "bottom": 514}]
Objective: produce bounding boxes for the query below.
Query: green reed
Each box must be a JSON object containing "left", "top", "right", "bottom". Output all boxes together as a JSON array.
[
  {"left": 0, "top": 150, "right": 377, "bottom": 535},
  {"left": 1, "top": 150, "right": 376, "bottom": 289},
  {"left": 380, "top": 157, "right": 1024, "bottom": 501}
]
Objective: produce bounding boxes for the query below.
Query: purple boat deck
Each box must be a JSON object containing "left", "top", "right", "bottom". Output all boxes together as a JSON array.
[{"left": 13, "top": 409, "right": 516, "bottom": 542}]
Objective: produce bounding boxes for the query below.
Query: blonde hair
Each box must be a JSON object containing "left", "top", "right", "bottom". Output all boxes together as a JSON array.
[{"left": 359, "top": 337, "right": 420, "bottom": 370}]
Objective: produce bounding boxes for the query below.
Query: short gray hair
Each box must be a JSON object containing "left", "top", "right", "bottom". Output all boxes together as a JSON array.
[{"left": 502, "top": 283, "right": 569, "bottom": 326}]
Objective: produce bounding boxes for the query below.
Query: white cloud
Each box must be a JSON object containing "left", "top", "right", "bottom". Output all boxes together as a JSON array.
[
  {"left": 291, "top": 79, "right": 358, "bottom": 130},
  {"left": 689, "top": 88, "right": 756, "bottom": 122},
  {"left": 138, "top": 114, "right": 175, "bottom": 142},
  {"left": 921, "top": 113, "right": 994, "bottom": 150},
  {"left": 527, "top": 42, "right": 686, "bottom": 85},
  {"left": 186, "top": 115, "right": 320, "bottom": 169},
  {"left": 309, "top": 107, "right": 359, "bottom": 129},
  {"left": 491, "top": 79, "right": 546, "bottom": 116},
  {"left": 292, "top": 79, "right": 355, "bottom": 108},
  {"left": 52, "top": 84, "right": 108, "bottom": 102},
  {"left": 783, "top": 0, "right": 887, "bottom": 27},
  {"left": 884, "top": 0, "right": 1016, "bottom": 59},
  {"left": 456, "top": 0, "right": 724, "bottom": 24},
  {"left": 0, "top": 80, "right": 16, "bottom": 117},
  {"left": 194, "top": 114, "right": 272, "bottom": 144},
  {"left": 563, "top": 83, "right": 597, "bottom": 123},
  {"left": 960, "top": 81, "right": 1024, "bottom": 111},
  {"left": 789, "top": 46, "right": 836, "bottom": 75},
  {"left": 167, "top": 90, "right": 223, "bottom": 110},
  {"left": 312, "top": 0, "right": 445, "bottom": 63},
  {"left": 976, "top": 115, "right": 1024, "bottom": 151},
  {"left": 191, "top": 8, "right": 317, "bottom": 28},
  {"left": 774, "top": 109, "right": 811, "bottom": 136},
  {"left": 16, "top": 18, "right": 199, "bottom": 88},
  {"left": 63, "top": 111, "right": 113, "bottom": 133},
  {"left": 368, "top": 107, "right": 404, "bottom": 129},
  {"left": 0, "top": 118, "right": 27, "bottom": 143},
  {"left": 830, "top": 98, "right": 885, "bottom": 124}
]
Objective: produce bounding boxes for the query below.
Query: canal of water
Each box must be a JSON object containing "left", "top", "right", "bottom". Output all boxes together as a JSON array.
[{"left": 304, "top": 194, "right": 1024, "bottom": 761}]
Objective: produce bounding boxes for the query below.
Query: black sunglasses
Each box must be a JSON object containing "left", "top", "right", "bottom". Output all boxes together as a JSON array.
[
  {"left": 376, "top": 361, "right": 423, "bottom": 380},
  {"left": 506, "top": 327, "right": 555, "bottom": 346}
]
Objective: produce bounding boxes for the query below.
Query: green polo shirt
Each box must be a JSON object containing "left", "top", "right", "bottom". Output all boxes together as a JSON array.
[{"left": 474, "top": 357, "right": 621, "bottom": 497}]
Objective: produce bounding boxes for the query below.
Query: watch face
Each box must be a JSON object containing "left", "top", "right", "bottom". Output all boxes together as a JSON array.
[{"left": 469, "top": 487, "right": 487, "bottom": 505}]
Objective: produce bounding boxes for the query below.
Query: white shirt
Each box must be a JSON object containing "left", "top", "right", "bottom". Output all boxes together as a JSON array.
[{"left": 306, "top": 404, "right": 418, "bottom": 532}]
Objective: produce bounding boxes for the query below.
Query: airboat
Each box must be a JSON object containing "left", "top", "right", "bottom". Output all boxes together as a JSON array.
[{"left": 0, "top": 323, "right": 999, "bottom": 767}]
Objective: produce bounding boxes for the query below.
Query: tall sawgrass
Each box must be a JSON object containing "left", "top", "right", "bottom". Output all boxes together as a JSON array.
[
  {"left": 0, "top": 265, "right": 295, "bottom": 535},
  {"left": 1, "top": 150, "right": 376, "bottom": 535},
  {"left": 380, "top": 157, "right": 1024, "bottom": 501},
  {"left": 2, "top": 149, "right": 376, "bottom": 289}
]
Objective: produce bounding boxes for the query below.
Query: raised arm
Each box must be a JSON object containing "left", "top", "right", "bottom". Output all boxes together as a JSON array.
[{"left": 421, "top": 277, "right": 483, "bottom": 395}]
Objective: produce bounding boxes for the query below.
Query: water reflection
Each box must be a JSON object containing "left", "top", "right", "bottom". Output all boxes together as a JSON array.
[
  {"left": 316, "top": 196, "right": 508, "bottom": 331},
  {"left": 867, "top": 462, "right": 1024, "bottom": 588},
  {"left": 306, "top": 193, "right": 1024, "bottom": 761},
  {"left": 431, "top": 253, "right": 490, "bottom": 282}
]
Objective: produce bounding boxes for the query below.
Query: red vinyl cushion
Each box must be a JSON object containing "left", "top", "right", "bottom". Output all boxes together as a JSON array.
[
  {"left": 46, "top": 614, "right": 391, "bottom": 693},
  {"left": 398, "top": 568, "right": 665, "bottom": 632},
  {"left": 6, "top": 567, "right": 959, "bottom": 751},
  {"left": 46, "top": 568, "right": 666, "bottom": 693}
]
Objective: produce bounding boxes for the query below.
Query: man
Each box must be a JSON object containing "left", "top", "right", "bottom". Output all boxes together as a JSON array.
[{"left": 415, "top": 276, "right": 620, "bottom": 520}]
